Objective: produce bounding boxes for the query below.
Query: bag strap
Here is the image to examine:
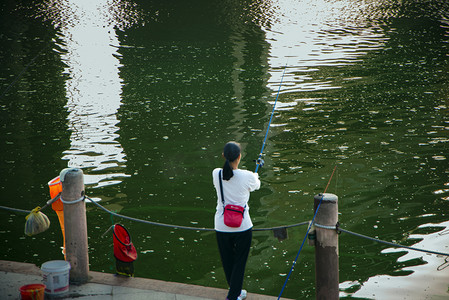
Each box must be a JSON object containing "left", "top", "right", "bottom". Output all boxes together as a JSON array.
[
  {"left": 218, "top": 170, "right": 246, "bottom": 218},
  {"left": 218, "top": 170, "right": 225, "bottom": 207}
]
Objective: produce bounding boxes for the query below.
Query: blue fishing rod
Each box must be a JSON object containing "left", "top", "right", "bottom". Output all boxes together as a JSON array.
[{"left": 255, "top": 65, "right": 288, "bottom": 173}]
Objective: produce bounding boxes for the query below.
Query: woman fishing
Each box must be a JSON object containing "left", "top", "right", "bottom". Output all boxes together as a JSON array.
[{"left": 212, "top": 141, "right": 261, "bottom": 300}]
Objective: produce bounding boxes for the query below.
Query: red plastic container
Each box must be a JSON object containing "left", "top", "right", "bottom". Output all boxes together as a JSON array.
[{"left": 19, "top": 284, "right": 45, "bottom": 300}]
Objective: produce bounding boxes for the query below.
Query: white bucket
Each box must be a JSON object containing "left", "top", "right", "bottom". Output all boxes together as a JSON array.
[{"left": 41, "top": 260, "right": 71, "bottom": 295}]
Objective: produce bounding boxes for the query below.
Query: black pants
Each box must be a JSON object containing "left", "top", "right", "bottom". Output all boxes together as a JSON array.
[{"left": 216, "top": 228, "right": 252, "bottom": 300}]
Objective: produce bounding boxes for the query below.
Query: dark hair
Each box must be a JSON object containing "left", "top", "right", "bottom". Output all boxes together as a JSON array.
[{"left": 222, "top": 141, "right": 241, "bottom": 180}]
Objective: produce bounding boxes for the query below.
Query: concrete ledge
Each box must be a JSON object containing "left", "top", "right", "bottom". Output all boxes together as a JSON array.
[
  {"left": 0, "top": 260, "right": 292, "bottom": 300},
  {"left": 89, "top": 271, "right": 229, "bottom": 299},
  {"left": 0, "top": 260, "right": 43, "bottom": 276}
]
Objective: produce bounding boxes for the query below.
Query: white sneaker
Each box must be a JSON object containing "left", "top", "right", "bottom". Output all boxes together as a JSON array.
[{"left": 237, "top": 289, "right": 247, "bottom": 300}]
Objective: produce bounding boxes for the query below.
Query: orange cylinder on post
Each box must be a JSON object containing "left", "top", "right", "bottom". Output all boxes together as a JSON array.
[
  {"left": 48, "top": 177, "right": 63, "bottom": 210},
  {"left": 48, "top": 177, "right": 65, "bottom": 257}
]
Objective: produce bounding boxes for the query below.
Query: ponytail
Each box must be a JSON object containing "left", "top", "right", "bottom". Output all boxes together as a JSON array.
[
  {"left": 222, "top": 159, "right": 233, "bottom": 180},
  {"left": 222, "top": 141, "right": 241, "bottom": 180}
]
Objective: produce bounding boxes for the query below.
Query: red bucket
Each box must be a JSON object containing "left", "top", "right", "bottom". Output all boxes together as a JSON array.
[
  {"left": 19, "top": 284, "right": 45, "bottom": 300},
  {"left": 113, "top": 224, "right": 137, "bottom": 262}
]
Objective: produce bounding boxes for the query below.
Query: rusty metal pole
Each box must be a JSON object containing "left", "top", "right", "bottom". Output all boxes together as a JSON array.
[
  {"left": 60, "top": 168, "right": 89, "bottom": 284},
  {"left": 314, "top": 193, "right": 339, "bottom": 300}
]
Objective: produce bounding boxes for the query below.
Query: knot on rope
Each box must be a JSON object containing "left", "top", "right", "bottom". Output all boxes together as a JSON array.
[
  {"left": 26, "top": 207, "right": 42, "bottom": 220},
  {"left": 314, "top": 222, "right": 341, "bottom": 234},
  {"left": 60, "top": 195, "right": 85, "bottom": 205}
]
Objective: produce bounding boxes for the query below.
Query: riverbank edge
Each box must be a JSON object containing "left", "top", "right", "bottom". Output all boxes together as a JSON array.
[{"left": 0, "top": 260, "right": 291, "bottom": 299}]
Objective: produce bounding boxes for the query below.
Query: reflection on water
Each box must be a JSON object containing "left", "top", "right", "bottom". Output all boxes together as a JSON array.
[
  {"left": 261, "top": 0, "right": 390, "bottom": 112},
  {"left": 1, "top": 0, "right": 449, "bottom": 299},
  {"left": 264, "top": 0, "right": 389, "bottom": 66},
  {"left": 43, "top": 0, "right": 134, "bottom": 187},
  {"left": 344, "top": 219, "right": 449, "bottom": 299}
]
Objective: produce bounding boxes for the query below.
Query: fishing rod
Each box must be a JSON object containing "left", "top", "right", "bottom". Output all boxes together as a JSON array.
[{"left": 254, "top": 65, "right": 288, "bottom": 173}]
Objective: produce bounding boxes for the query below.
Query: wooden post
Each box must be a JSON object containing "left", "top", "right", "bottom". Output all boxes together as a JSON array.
[
  {"left": 314, "top": 193, "right": 339, "bottom": 300},
  {"left": 60, "top": 168, "right": 89, "bottom": 284}
]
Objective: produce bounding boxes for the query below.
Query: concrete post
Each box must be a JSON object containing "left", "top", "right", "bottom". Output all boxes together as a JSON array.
[
  {"left": 60, "top": 168, "right": 89, "bottom": 284},
  {"left": 314, "top": 193, "right": 339, "bottom": 300}
]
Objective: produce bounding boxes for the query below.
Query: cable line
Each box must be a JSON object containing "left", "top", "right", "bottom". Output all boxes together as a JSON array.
[
  {"left": 0, "top": 199, "right": 307, "bottom": 232},
  {"left": 80, "top": 197, "right": 449, "bottom": 257},
  {"left": 338, "top": 227, "right": 449, "bottom": 257},
  {"left": 2, "top": 192, "right": 448, "bottom": 258},
  {"left": 85, "top": 196, "right": 308, "bottom": 232},
  {"left": 87, "top": 197, "right": 214, "bottom": 231},
  {"left": 0, "top": 206, "right": 31, "bottom": 214}
]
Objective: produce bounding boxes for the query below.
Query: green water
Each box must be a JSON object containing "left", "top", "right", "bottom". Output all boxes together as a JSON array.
[{"left": 1, "top": 0, "right": 449, "bottom": 299}]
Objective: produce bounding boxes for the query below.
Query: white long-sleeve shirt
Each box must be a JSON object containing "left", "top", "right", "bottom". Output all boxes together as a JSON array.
[{"left": 212, "top": 168, "right": 260, "bottom": 232}]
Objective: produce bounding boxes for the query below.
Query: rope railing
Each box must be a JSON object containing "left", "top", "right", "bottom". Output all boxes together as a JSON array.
[
  {"left": 1, "top": 198, "right": 448, "bottom": 257},
  {"left": 0, "top": 206, "right": 32, "bottom": 214},
  {"left": 0, "top": 198, "right": 309, "bottom": 233},
  {"left": 88, "top": 196, "right": 213, "bottom": 232},
  {"left": 86, "top": 196, "right": 309, "bottom": 232},
  {"left": 0, "top": 194, "right": 60, "bottom": 215},
  {"left": 337, "top": 226, "right": 449, "bottom": 257}
]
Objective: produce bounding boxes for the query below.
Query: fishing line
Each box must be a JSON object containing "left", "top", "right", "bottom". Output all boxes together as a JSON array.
[
  {"left": 277, "top": 165, "right": 337, "bottom": 300},
  {"left": 254, "top": 64, "right": 288, "bottom": 173},
  {"left": 0, "top": 47, "right": 45, "bottom": 100}
]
